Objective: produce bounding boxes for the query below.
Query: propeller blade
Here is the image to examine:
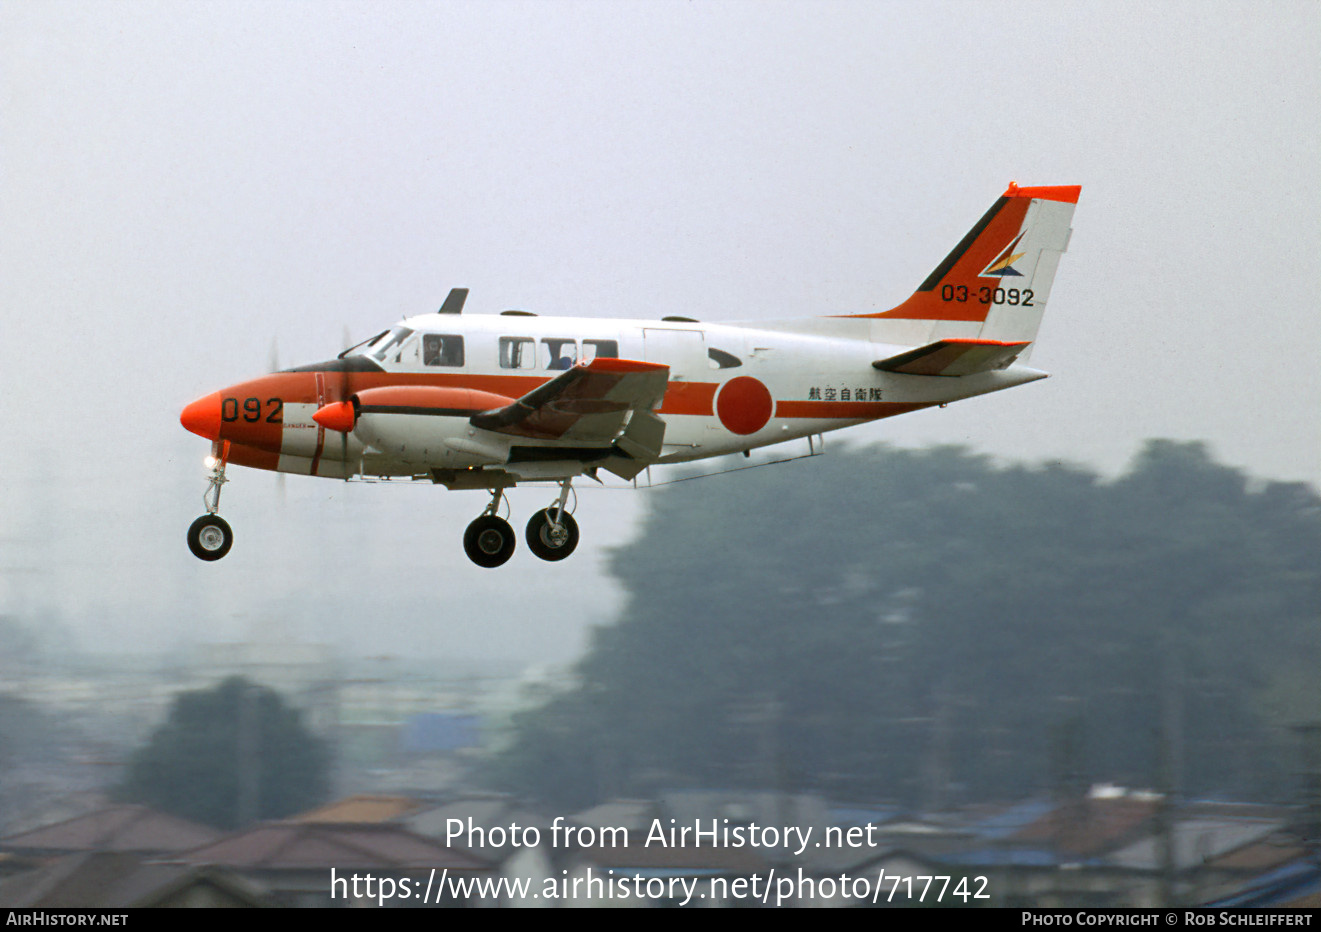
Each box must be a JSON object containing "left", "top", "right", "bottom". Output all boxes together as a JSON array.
[{"left": 339, "top": 344, "right": 351, "bottom": 477}]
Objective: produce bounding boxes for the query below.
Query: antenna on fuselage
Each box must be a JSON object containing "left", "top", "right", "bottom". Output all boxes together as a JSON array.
[{"left": 438, "top": 288, "right": 469, "bottom": 315}]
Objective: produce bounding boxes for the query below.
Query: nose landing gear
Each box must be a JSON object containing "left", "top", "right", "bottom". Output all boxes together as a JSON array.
[{"left": 188, "top": 446, "right": 234, "bottom": 561}]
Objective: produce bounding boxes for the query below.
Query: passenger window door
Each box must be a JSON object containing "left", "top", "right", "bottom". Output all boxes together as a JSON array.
[
  {"left": 499, "top": 337, "right": 536, "bottom": 370},
  {"left": 540, "top": 338, "right": 578, "bottom": 370},
  {"left": 583, "top": 339, "right": 619, "bottom": 362},
  {"left": 642, "top": 328, "right": 704, "bottom": 381}
]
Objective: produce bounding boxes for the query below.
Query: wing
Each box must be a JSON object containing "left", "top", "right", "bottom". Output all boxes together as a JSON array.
[
  {"left": 469, "top": 357, "right": 669, "bottom": 479},
  {"left": 872, "top": 338, "right": 1030, "bottom": 377}
]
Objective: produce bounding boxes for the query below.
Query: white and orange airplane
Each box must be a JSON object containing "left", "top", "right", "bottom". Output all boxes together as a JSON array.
[{"left": 181, "top": 183, "right": 1079, "bottom": 567}]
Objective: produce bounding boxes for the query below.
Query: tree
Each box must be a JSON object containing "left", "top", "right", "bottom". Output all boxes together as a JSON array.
[
  {"left": 117, "top": 677, "right": 330, "bottom": 829},
  {"left": 491, "top": 442, "right": 1321, "bottom": 809}
]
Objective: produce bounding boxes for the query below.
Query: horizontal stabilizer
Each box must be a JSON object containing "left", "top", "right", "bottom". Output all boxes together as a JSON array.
[{"left": 873, "top": 339, "right": 1030, "bottom": 377}]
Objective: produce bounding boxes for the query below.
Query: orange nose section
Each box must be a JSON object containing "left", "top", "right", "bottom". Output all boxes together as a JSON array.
[{"left": 181, "top": 393, "right": 222, "bottom": 440}]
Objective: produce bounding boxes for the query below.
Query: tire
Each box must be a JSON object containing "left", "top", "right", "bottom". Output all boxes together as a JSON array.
[
  {"left": 525, "top": 508, "right": 580, "bottom": 562},
  {"left": 464, "top": 515, "right": 516, "bottom": 568},
  {"left": 188, "top": 515, "right": 233, "bottom": 561}
]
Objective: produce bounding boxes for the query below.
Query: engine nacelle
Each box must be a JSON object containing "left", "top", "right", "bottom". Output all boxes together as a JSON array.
[{"left": 315, "top": 385, "right": 516, "bottom": 467}]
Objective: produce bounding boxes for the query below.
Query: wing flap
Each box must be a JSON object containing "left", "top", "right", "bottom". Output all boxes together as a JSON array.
[
  {"left": 873, "top": 339, "right": 1031, "bottom": 377},
  {"left": 470, "top": 357, "right": 670, "bottom": 444}
]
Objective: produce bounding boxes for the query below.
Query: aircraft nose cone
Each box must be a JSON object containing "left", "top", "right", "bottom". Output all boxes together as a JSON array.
[{"left": 181, "top": 392, "right": 222, "bottom": 440}]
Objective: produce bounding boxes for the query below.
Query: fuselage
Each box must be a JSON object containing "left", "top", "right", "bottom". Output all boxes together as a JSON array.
[
  {"left": 179, "top": 184, "right": 1076, "bottom": 565},
  {"left": 180, "top": 311, "right": 1046, "bottom": 484}
]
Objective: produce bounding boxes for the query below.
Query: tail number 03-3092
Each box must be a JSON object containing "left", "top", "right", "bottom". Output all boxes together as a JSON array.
[{"left": 939, "top": 285, "right": 1034, "bottom": 306}]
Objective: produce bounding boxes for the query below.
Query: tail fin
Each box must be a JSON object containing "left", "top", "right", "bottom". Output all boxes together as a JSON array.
[{"left": 852, "top": 183, "right": 1079, "bottom": 355}]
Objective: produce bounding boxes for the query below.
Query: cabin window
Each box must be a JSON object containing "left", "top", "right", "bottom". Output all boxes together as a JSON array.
[
  {"left": 541, "top": 338, "right": 578, "bottom": 370},
  {"left": 583, "top": 339, "right": 619, "bottom": 362},
  {"left": 499, "top": 337, "right": 536, "bottom": 370},
  {"left": 422, "top": 333, "right": 464, "bottom": 367},
  {"left": 708, "top": 347, "right": 743, "bottom": 369}
]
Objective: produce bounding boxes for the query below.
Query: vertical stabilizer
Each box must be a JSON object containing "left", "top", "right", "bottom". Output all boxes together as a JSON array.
[{"left": 848, "top": 184, "right": 1079, "bottom": 356}]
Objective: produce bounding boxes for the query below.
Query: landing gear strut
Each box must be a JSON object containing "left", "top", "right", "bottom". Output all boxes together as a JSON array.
[
  {"left": 463, "top": 488, "right": 516, "bottom": 568},
  {"left": 188, "top": 447, "right": 234, "bottom": 561}
]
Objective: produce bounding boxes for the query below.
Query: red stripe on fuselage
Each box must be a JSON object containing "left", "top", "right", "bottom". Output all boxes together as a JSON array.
[
  {"left": 657, "top": 381, "right": 717, "bottom": 416},
  {"left": 205, "top": 368, "right": 720, "bottom": 458},
  {"left": 291, "top": 370, "right": 717, "bottom": 416}
]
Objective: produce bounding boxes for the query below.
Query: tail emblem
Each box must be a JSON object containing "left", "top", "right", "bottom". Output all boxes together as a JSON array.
[{"left": 982, "top": 231, "right": 1027, "bottom": 277}]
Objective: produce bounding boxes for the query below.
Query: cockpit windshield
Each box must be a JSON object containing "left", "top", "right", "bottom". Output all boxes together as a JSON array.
[
  {"left": 337, "top": 330, "right": 389, "bottom": 359},
  {"left": 369, "top": 326, "right": 415, "bottom": 361}
]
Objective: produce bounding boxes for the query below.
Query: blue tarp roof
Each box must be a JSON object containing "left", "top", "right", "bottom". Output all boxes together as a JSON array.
[{"left": 400, "top": 713, "right": 481, "bottom": 752}]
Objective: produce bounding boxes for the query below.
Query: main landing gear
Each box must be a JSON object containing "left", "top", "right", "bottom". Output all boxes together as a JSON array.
[
  {"left": 188, "top": 452, "right": 234, "bottom": 561},
  {"left": 462, "top": 480, "right": 580, "bottom": 568},
  {"left": 184, "top": 460, "right": 579, "bottom": 568}
]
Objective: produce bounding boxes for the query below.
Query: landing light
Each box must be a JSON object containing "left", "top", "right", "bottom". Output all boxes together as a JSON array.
[{"left": 204, "top": 455, "right": 218, "bottom": 470}]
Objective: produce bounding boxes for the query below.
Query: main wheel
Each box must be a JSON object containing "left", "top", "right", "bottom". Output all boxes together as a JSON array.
[
  {"left": 188, "top": 515, "right": 233, "bottom": 561},
  {"left": 464, "top": 515, "right": 516, "bottom": 568},
  {"left": 525, "top": 508, "right": 580, "bottom": 562}
]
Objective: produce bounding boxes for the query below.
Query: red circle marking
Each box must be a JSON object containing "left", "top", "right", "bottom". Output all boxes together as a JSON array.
[{"left": 716, "top": 377, "right": 773, "bottom": 435}]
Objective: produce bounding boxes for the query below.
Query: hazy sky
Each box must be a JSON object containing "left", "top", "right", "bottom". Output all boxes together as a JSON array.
[{"left": 2, "top": 1, "right": 1317, "bottom": 664}]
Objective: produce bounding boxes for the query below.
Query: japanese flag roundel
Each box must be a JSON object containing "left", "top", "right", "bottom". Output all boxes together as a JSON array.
[{"left": 716, "top": 377, "right": 773, "bottom": 435}]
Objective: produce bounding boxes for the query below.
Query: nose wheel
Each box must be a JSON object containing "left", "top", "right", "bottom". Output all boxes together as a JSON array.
[{"left": 188, "top": 514, "right": 234, "bottom": 561}]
